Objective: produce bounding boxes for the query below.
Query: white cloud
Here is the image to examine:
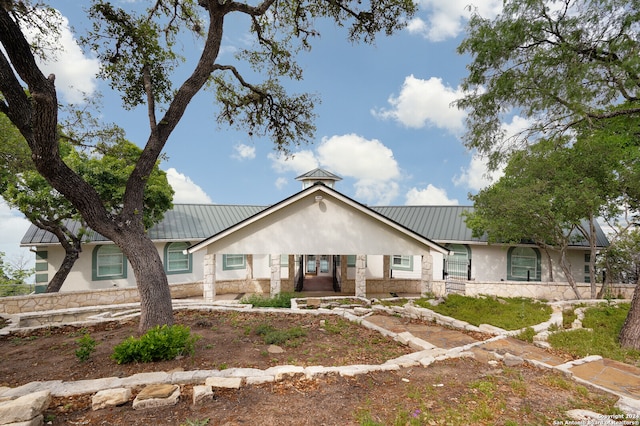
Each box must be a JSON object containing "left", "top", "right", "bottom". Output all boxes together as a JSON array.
[
  {"left": 410, "top": 0, "right": 503, "bottom": 42},
  {"left": 274, "top": 177, "right": 288, "bottom": 190},
  {"left": 0, "top": 201, "right": 33, "bottom": 268},
  {"left": 25, "top": 13, "right": 100, "bottom": 104},
  {"left": 270, "top": 134, "right": 402, "bottom": 205},
  {"left": 405, "top": 185, "right": 459, "bottom": 205},
  {"left": 269, "top": 150, "right": 318, "bottom": 175},
  {"left": 453, "top": 154, "right": 504, "bottom": 192},
  {"left": 165, "top": 168, "right": 213, "bottom": 204},
  {"left": 374, "top": 75, "right": 467, "bottom": 133},
  {"left": 232, "top": 143, "right": 256, "bottom": 160}
]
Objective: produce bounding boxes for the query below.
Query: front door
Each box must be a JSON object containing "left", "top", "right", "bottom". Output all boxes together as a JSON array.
[
  {"left": 306, "top": 255, "right": 317, "bottom": 275},
  {"left": 305, "top": 254, "right": 331, "bottom": 276}
]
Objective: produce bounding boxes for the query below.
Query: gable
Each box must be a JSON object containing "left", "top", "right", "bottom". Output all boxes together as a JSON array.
[{"left": 188, "top": 185, "right": 448, "bottom": 256}]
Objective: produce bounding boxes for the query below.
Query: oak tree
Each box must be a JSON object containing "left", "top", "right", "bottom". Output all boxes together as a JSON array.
[{"left": 0, "top": 0, "right": 416, "bottom": 331}]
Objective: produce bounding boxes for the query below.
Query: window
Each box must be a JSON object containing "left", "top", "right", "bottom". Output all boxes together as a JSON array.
[
  {"left": 92, "top": 245, "right": 127, "bottom": 280},
  {"left": 164, "top": 242, "right": 192, "bottom": 274},
  {"left": 584, "top": 253, "right": 591, "bottom": 283},
  {"left": 391, "top": 255, "right": 413, "bottom": 271},
  {"left": 507, "top": 247, "right": 540, "bottom": 281},
  {"left": 223, "top": 254, "right": 246, "bottom": 270}
]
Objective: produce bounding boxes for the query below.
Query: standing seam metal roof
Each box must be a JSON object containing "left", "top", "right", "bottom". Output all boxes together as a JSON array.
[{"left": 20, "top": 203, "right": 608, "bottom": 248}]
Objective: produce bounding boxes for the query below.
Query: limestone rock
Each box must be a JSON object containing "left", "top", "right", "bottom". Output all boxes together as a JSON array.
[
  {"left": 132, "top": 384, "right": 180, "bottom": 411},
  {"left": 192, "top": 385, "right": 213, "bottom": 405},
  {"left": 268, "top": 345, "right": 284, "bottom": 354},
  {"left": 0, "top": 390, "right": 50, "bottom": 424},
  {"left": 92, "top": 388, "right": 131, "bottom": 411},
  {"left": 3, "top": 414, "right": 43, "bottom": 426},
  {"left": 503, "top": 353, "right": 524, "bottom": 367},
  {"left": 205, "top": 377, "right": 243, "bottom": 389}
]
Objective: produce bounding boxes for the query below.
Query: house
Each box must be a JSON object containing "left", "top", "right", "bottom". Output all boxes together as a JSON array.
[{"left": 20, "top": 168, "right": 611, "bottom": 300}]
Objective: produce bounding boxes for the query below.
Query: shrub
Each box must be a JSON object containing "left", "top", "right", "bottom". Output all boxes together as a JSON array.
[
  {"left": 112, "top": 324, "right": 201, "bottom": 364},
  {"left": 75, "top": 333, "right": 98, "bottom": 362},
  {"left": 240, "top": 292, "right": 294, "bottom": 308}
]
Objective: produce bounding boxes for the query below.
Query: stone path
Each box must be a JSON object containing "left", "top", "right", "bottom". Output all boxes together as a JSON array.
[{"left": 1, "top": 298, "right": 640, "bottom": 424}]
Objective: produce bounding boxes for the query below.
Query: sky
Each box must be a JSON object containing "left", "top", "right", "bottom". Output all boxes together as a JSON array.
[{"left": 0, "top": 0, "right": 515, "bottom": 266}]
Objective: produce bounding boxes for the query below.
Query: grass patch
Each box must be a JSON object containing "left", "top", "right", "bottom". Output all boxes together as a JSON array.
[
  {"left": 415, "top": 294, "right": 552, "bottom": 330},
  {"left": 515, "top": 327, "right": 536, "bottom": 343},
  {"left": 548, "top": 303, "right": 640, "bottom": 366},
  {"left": 253, "top": 323, "right": 307, "bottom": 346},
  {"left": 239, "top": 292, "right": 294, "bottom": 308}
]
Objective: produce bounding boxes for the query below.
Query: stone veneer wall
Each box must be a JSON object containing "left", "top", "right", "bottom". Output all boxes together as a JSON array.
[
  {"left": 431, "top": 280, "right": 636, "bottom": 300},
  {"left": 0, "top": 282, "right": 203, "bottom": 315}
]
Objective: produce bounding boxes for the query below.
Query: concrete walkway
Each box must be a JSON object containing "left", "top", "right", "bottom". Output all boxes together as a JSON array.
[{"left": 366, "top": 312, "right": 640, "bottom": 404}]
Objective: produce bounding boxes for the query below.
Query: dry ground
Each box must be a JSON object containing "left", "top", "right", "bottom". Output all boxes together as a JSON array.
[{"left": 0, "top": 309, "right": 623, "bottom": 425}]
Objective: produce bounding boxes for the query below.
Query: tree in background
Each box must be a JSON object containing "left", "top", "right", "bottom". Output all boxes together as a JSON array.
[
  {"left": 0, "top": 252, "right": 34, "bottom": 297},
  {"left": 456, "top": 0, "right": 640, "bottom": 348},
  {"left": 466, "top": 135, "right": 621, "bottom": 299},
  {"left": 0, "top": 114, "right": 174, "bottom": 293},
  {"left": 0, "top": 0, "right": 416, "bottom": 331}
]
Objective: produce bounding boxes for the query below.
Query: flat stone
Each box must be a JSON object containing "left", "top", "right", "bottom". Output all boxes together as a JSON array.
[
  {"left": 0, "top": 390, "right": 51, "bottom": 424},
  {"left": 92, "top": 388, "right": 131, "bottom": 410},
  {"left": 205, "top": 377, "right": 243, "bottom": 389},
  {"left": 135, "top": 384, "right": 179, "bottom": 401},
  {"left": 268, "top": 345, "right": 284, "bottom": 354},
  {"left": 3, "top": 414, "right": 43, "bottom": 426},
  {"left": 503, "top": 353, "right": 524, "bottom": 367},
  {"left": 132, "top": 385, "right": 180, "bottom": 410}
]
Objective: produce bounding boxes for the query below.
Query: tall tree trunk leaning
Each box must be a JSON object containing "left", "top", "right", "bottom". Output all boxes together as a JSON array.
[
  {"left": 619, "top": 281, "right": 640, "bottom": 350},
  {"left": 46, "top": 229, "right": 82, "bottom": 293}
]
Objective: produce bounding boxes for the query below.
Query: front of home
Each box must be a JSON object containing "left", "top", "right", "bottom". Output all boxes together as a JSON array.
[{"left": 21, "top": 169, "right": 616, "bottom": 300}]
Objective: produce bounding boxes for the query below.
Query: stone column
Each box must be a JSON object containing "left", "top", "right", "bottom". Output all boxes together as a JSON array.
[
  {"left": 420, "top": 252, "right": 433, "bottom": 296},
  {"left": 383, "top": 255, "right": 391, "bottom": 279},
  {"left": 270, "top": 254, "right": 282, "bottom": 296},
  {"left": 203, "top": 253, "right": 216, "bottom": 303},
  {"left": 355, "top": 254, "right": 367, "bottom": 298}
]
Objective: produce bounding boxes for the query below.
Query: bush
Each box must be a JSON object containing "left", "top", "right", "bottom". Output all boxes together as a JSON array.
[
  {"left": 112, "top": 324, "right": 201, "bottom": 364},
  {"left": 240, "top": 292, "right": 294, "bottom": 308},
  {"left": 75, "top": 333, "right": 98, "bottom": 362}
]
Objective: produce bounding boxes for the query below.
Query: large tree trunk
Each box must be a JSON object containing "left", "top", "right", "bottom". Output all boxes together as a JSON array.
[
  {"left": 115, "top": 230, "right": 174, "bottom": 332},
  {"left": 619, "top": 282, "right": 640, "bottom": 350},
  {"left": 45, "top": 227, "right": 82, "bottom": 293}
]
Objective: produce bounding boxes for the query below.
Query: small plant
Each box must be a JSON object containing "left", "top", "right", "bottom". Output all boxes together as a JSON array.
[
  {"left": 180, "top": 418, "right": 209, "bottom": 426},
  {"left": 515, "top": 327, "right": 536, "bottom": 343},
  {"left": 112, "top": 324, "right": 201, "bottom": 364},
  {"left": 75, "top": 333, "right": 98, "bottom": 362}
]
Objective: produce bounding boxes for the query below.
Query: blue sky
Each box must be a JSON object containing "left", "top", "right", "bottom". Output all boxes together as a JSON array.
[{"left": 1, "top": 0, "right": 516, "bottom": 265}]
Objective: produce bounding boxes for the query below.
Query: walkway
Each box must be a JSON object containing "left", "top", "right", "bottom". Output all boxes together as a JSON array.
[{"left": 366, "top": 313, "right": 640, "bottom": 404}]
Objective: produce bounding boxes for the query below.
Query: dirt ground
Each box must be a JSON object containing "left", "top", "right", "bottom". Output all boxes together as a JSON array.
[{"left": 0, "top": 309, "right": 622, "bottom": 425}]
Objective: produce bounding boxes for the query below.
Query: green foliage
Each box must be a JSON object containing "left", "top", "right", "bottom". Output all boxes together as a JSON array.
[
  {"left": 415, "top": 294, "right": 552, "bottom": 330},
  {"left": 254, "top": 323, "right": 306, "bottom": 346},
  {"left": 549, "top": 303, "right": 640, "bottom": 365},
  {"left": 111, "top": 324, "right": 201, "bottom": 364},
  {"left": 240, "top": 292, "right": 294, "bottom": 308},
  {"left": 457, "top": 0, "right": 640, "bottom": 165},
  {"left": 0, "top": 252, "right": 34, "bottom": 297},
  {"left": 75, "top": 333, "right": 98, "bottom": 362},
  {"left": 515, "top": 327, "right": 536, "bottom": 343}
]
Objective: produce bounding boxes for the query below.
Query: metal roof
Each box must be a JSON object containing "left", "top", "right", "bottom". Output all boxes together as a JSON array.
[
  {"left": 295, "top": 168, "right": 342, "bottom": 182},
  {"left": 20, "top": 203, "right": 609, "bottom": 248}
]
